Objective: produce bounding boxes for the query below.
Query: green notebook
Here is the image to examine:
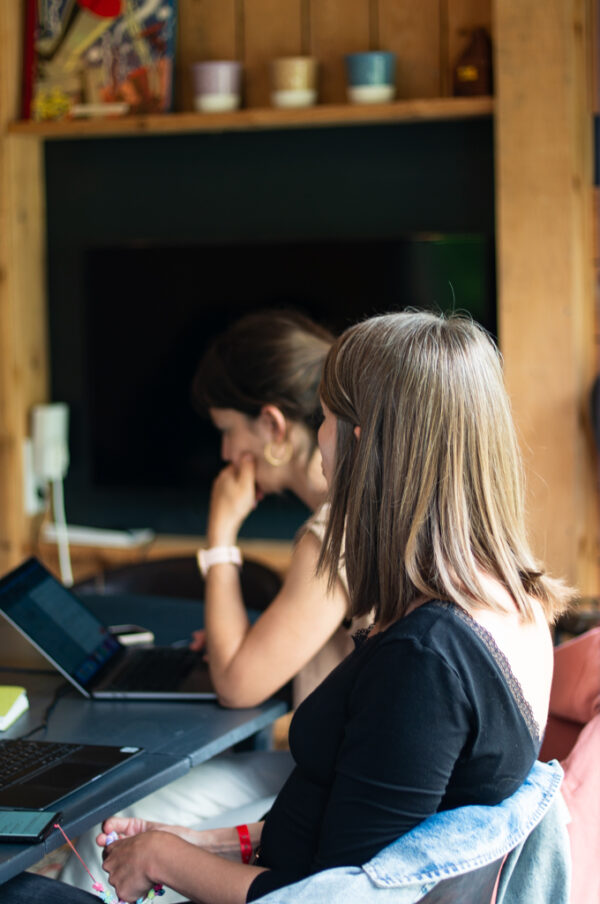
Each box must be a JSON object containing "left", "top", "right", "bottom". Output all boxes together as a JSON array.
[{"left": 0, "top": 686, "right": 29, "bottom": 731}]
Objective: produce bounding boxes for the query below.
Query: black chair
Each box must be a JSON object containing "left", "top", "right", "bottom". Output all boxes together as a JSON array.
[
  {"left": 554, "top": 596, "right": 600, "bottom": 644},
  {"left": 74, "top": 554, "right": 293, "bottom": 723},
  {"left": 418, "top": 858, "right": 504, "bottom": 904},
  {"left": 73, "top": 554, "right": 282, "bottom": 612}
]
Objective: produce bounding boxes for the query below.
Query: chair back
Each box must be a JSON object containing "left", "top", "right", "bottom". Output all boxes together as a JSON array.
[
  {"left": 74, "top": 555, "right": 282, "bottom": 611},
  {"left": 418, "top": 857, "right": 503, "bottom": 904}
]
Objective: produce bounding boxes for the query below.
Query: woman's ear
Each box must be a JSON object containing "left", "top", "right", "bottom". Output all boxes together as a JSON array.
[
  {"left": 259, "top": 405, "right": 288, "bottom": 442},
  {"left": 353, "top": 425, "right": 361, "bottom": 440}
]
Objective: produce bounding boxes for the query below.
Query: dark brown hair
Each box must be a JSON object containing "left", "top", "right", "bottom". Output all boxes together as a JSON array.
[
  {"left": 318, "top": 311, "right": 574, "bottom": 626},
  {"left": 192, "top": 310, "right": 334, "bottom": 436}
]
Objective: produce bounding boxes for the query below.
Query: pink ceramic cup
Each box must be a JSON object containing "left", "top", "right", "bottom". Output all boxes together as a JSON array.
[{"left": 192, "top": 61, "right": 242, "bottom": 112}]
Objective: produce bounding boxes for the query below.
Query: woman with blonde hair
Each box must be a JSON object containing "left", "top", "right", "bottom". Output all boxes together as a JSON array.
[
  {"left": 60, "top": 309, "right": 368, "bottom": 900},
  {"left": 11, "top": 310, "right": 572, "bottom": 904}
]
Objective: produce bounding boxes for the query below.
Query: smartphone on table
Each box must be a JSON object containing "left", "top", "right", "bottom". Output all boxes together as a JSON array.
[{"left": 0, "top": 808, "right": 61, "bottom": 843}]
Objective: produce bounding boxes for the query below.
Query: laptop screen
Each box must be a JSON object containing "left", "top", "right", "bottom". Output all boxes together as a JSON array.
[{"left": 0, "top": 559, "right": 120, "bottom": 687}]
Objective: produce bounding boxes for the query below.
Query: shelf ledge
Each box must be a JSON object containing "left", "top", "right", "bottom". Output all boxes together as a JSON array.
[{"left": 8, "top": 96, "right": 493, "bottom": 140}]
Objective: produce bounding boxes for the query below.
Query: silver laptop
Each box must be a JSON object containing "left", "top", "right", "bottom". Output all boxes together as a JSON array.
[{"left": 0, "top": 558, "right": 216, "bottom": 700}]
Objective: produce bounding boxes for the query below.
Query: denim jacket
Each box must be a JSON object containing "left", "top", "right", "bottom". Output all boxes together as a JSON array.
[{"left": 253, "top": 760, "right": 570, "bottom": 904}]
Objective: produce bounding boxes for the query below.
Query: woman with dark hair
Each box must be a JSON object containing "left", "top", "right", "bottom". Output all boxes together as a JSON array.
[
  {"left": 190, "top": 309, "right": 369, "bottom": 708},
  {"left": 13, "top": 309, "right": 572, "bottom": 904}
]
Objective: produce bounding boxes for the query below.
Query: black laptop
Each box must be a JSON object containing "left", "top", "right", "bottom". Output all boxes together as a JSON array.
[
  {"left": 0, "top": 558, "right": 216, "bottom": 700},
  {"left": 0, "top": 738, "right": 143, "bottom": 809}
]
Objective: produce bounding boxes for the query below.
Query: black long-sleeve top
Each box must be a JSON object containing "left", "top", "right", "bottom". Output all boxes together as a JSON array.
[{"left": 247, "top": 600, "right": 539, "bottom": 901}]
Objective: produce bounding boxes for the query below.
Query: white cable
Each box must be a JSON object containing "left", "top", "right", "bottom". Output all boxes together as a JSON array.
[{"left": 51, "top": 478, "right": 73, "bottom": 587}]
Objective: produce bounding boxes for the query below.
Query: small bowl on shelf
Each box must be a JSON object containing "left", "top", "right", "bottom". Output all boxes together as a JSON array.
[
  {"left": 345, "top": 51, "right": 396, "bottom": 105},
  {"left": 270, "top": 57, "right": 318, "bottom": 109},
  {"left": 192, "top": 61, "right": 242, "bottom": 113}
]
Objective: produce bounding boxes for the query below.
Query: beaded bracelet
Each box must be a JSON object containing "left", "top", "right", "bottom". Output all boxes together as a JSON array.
[{"left": 235, "top": 824, "right": 253, "bottom": 864}]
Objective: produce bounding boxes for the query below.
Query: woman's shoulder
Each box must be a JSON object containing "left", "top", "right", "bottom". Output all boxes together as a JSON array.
[
  {"left": 379, "top": 599, "right": 552, "bottom": 737},
  {"left": 297, "top": 502, "right": 330, "bottom": 543}
]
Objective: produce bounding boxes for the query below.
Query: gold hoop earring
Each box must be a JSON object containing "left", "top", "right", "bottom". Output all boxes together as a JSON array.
[{"left": 263, "top": 441, "right": 293, "bottom": 467}]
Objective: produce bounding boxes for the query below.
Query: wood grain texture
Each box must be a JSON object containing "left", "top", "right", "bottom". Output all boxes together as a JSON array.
[
  {"left": 175, "top": 0, "right": 238, "bottom": 112},
  {"left": 243, "top": 0, "right": 304, "bottom": 108},
  {"left": 495, "top": 0, "right": 599, "bottom": 592},
  {"left": 8, "top": 96, "right": 493, "bottom": 138},
  {"left": 308, "top": 0, "right": 371, "bottom": 104},
  {"left": 0, "top": 2, "right": 49, "bottom": 574},
  {"left": 377, "top": 0, "right": 442, "bottom": 98}
]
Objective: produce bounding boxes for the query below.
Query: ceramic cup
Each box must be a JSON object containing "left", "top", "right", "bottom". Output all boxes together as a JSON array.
[
  {"left": 270, "top": 57, "right": 318, "bottom": 108},
  {"left": 192, "top": 61, "right": 242, "bottom": 112},
  {"left": 345, "top": 51, "right": 396, "bottom": 104}
]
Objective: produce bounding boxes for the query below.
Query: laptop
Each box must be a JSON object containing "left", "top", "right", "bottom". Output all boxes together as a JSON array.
[
  {"left": 0, "top": 558, "right": 216, "bottom": 700},
  {"left": 0, "top": 738, "right": 143, "bottom": 809}
]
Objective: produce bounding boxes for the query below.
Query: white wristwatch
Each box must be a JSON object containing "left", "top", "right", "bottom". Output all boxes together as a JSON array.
[{"left": 197, "top": 545, "right": 242, "bottom": 577}]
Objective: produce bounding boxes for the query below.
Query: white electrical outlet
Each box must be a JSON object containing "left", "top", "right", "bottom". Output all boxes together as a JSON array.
[
  {"left": 23, "top": 439, "right": 47, "bottom": 515},
  {"left": 31, "top": 403, "right": 70, "bottom": 481}
]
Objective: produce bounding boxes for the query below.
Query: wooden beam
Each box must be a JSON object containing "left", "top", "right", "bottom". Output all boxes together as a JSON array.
[
  {"left": 495, "top": 0, "right": 600, "bottom": 593},
  {"left": 0, "top": 2, "right": 49, "bottom": 575}
]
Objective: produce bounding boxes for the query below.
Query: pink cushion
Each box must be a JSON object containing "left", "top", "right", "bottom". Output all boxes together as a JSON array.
[
  {"left": 539, "top": 713, "right": 583, "bottom": 762},
  {"left": 549, "top": 627, "right": 600, "bottom": 724},
  {"left": 561, "top": 713, "right": 600, "bottom": 904}
]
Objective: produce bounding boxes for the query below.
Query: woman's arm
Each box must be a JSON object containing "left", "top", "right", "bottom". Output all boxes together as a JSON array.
[
  {"left": 203, "top": 459, "right": 349, "bottom": 708},
  {"left": 102, "top": 829, "right": 268, "bottom": 904},
  {"left": 98, "top": 818, "right": 264, "bottom": 861}
]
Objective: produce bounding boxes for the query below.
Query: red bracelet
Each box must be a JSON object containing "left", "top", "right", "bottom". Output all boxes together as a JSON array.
[{"left": 236, "top": 824, "right": 253, "bottom": 864}]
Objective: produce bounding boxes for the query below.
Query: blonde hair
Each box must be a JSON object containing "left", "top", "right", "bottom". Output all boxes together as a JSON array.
[{"left": 319, "top": 311, "right": 574, "bottom": 625}]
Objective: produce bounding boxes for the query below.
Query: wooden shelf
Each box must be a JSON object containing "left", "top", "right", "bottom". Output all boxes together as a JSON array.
[{"left": 8, "top": 96, "right": 493, "bottom": 141}]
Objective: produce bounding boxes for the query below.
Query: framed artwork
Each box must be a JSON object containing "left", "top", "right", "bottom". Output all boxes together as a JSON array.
[{"left": 28, "top": 0, "right": 177, "bottom": 120}]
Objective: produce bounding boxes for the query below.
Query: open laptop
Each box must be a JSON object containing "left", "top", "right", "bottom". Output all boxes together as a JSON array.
[
  {"left": 0, "top": 738, "right": 143, "bottom": 809},
  {"left": 0, "top": 558, "right": 216, "bottom": 700}
]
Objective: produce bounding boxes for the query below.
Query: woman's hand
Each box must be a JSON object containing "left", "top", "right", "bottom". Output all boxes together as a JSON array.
[
  {"left": 101, "top": 825, "right": 266, "bottom": 904},
  {"left": 207, "top": 455, "right": 258, "bottom": 546},
  {"left": 189, "top": 628, "right": 207, "bottom": 652},
  {"left": 101, "top": 829, "right": 166, "bottom": 903},
  {"left": 97, "top": 816, "right": 189, "bottom": 846}
]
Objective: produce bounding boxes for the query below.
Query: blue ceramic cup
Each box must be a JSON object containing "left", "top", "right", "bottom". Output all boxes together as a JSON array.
[{"left": 345, "top": 51, "right": 396, "bottom": 103}]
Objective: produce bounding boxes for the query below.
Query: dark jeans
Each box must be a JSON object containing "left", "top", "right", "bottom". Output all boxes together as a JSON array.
[{"left": 0, "top": 873, "right": 190, "bottom": 904}]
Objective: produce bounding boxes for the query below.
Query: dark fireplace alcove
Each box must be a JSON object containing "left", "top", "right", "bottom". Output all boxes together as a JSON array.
[{"left": 46, "top": 116, "right": 495, "bottom": 538}]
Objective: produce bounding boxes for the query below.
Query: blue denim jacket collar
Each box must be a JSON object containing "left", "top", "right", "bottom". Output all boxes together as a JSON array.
[
  {"left": 363, "top": 759, "right": 563, "bottom": 888},
  {"left": 254, "top": 759, "right": 565, "bottom": 904}
]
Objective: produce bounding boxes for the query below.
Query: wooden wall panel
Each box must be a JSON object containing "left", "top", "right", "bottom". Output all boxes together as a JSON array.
[
  {"left": 495, "top": 0, "right": 599, "bottom": 593},
  {"left": 444, "top": 0, "right": 492, "bottom": 95},
  {"left": 176, "top": 0, "right": 238, "bottom": 112},
  {"left": 308, "top": 0, "right": 371, "bottom": 104},
  {"left": 377, "top": 0, "right": 442, "bottom": 99},
  {"left": 175, "top": 0, "right": 495, "bottom": 110},
  {"left": 0, "top": 2, "right": 49, "bottom": 575},
  {"left": 243, "top": 0, "right": 304, "bottom": 108}
]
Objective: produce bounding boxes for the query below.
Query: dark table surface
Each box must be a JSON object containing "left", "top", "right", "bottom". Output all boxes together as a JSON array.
[{"left": 0, "top": 592, "right": 286, "bottom": 882}]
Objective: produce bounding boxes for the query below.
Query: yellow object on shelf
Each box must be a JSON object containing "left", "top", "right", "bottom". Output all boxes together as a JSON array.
[{"left": 0, "top": 686, "right": 29, "bottom": 731}]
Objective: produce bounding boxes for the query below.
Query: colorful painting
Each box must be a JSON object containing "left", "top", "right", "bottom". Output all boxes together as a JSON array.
[{"left": 30, "top": 0, "right": 177, "bottom": 120}]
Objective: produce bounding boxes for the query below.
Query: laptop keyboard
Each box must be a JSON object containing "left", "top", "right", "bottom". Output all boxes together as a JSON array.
[
  {"left": 108, "top": 648, "right": 199, "bottom": 691},
  {"left": 0, "top": 739, "right": 83, "bottom": 790}
]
